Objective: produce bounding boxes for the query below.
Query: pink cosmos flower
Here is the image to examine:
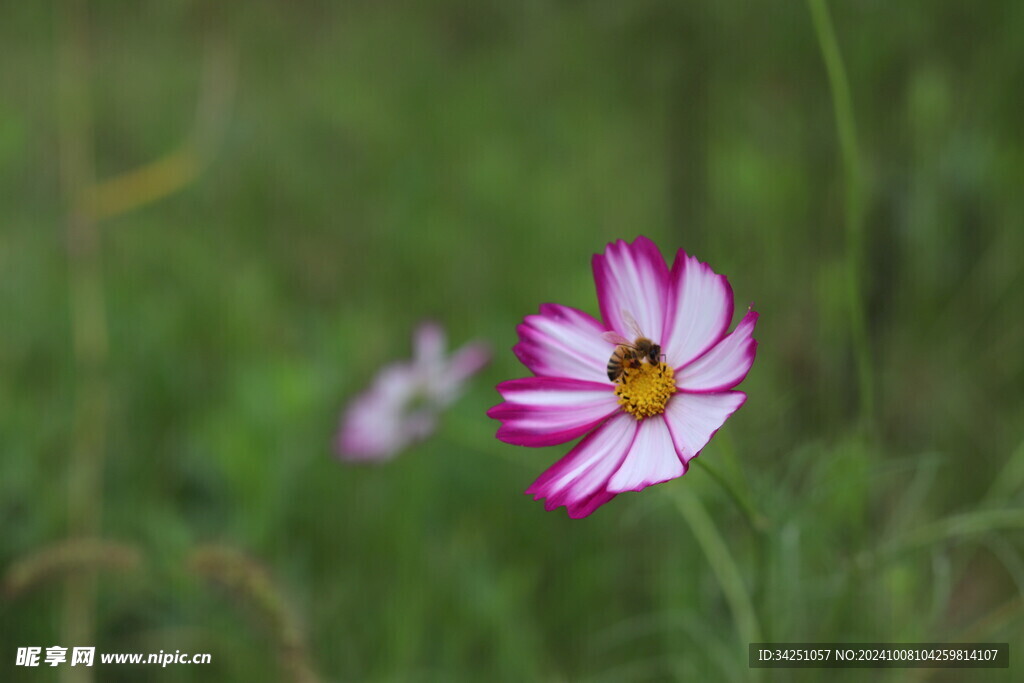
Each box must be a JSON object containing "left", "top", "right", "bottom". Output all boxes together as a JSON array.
[
  {"left": 488, "top": 236, "right": 758, "bottom": 518},
  {"left": 336, "top": 322, "right": 490, "bottom": 462}
]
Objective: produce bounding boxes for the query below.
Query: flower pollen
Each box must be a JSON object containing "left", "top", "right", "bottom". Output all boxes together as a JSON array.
[{"left": 614, "top": 362, "right": 676, "bottom": 419}]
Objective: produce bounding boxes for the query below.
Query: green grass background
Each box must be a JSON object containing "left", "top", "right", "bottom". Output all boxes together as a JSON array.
[{"left": 2, "top": 1, "right": 1023, "bottom": 681}]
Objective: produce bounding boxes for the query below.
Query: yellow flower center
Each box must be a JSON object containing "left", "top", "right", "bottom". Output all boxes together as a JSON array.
[{"left": 614, "top": 362, "right": 676, "bottom": 419}]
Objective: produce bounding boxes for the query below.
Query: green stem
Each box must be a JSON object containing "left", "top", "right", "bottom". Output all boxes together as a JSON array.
[
  {"left": 669, "top": 485, "right": 762, "bottom": 663},
  {"left": 692, "top": 458, "right": 769, "bottom": 534},
  {"left": 807, "top": 0, "right": 875, "bottom": 430}
]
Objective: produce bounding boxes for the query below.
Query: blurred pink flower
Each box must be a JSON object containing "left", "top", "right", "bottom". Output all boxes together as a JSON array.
[
  {"left": 336, "top": 322, "right": 490, "bottom": 462},
  {"left": 488, "top": 236, "right": 758, "bottom": 517}
]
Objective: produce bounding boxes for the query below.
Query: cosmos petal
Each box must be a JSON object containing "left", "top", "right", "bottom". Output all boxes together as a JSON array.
[
  {"left": 561, "top": 488, "right": 619, "bottom": 519},
  {"left": 662, "top": 251, "right": 734, "bottom": 368},
  {"left": 662, "top": 391, "right": 747, "bottom": 464},
  {"left": 607, "top": 416, "right": 684, "bottom": 493},
  {"left": 431, "top": 341, "right": 491, "bottom": 405},
  {"left": 525, "top": 413, "right": 638, "bottom": 517},
  {"left": 338, "top": 321, "right": 490, "bottom": 464},
  {"left": 336, "top": 363, "right": 425, "bottom": 461},
  {"left": 676, "top": 309, "right": 758, "bottom": 392},
  {"left": 447, "top": 342, "right": 491, "bottom": 384},
  {"left": 592, "top": 237, "right": 670, "bottom": 344},
  {"left": 413, "top": 322, "right": 446, "bottom": 366},
  {"left": 513, "top": 303, "right": 611, "bottom": 383},
  {"left": 488, "top": 377, "right": 620, "bottom": 447}
]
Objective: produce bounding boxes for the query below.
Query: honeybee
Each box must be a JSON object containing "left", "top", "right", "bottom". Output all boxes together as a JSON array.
[{"left": 601, "top": 311, "right": 663, "bottom": 382}]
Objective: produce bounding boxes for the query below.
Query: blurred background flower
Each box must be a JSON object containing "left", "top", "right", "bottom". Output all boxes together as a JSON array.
[{"left": 337, "top": 322, "right": 490, "bottom": 462}]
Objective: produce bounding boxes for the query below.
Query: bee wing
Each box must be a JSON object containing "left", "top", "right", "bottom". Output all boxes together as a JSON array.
[
  {"left": 600, "top": 331, "right": 631, "bottom": 346},
  {"left": 620, "top": 309, "right": 646, "bottom": 339}
]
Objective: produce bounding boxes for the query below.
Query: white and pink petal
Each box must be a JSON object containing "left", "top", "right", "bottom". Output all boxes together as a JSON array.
[
  {"left": 513, "top": 304, "right": 610, "bottom": 383},
  {"left": 592, "top": 237, "right": 670, "bottom": 343},
  {"left": 488, "top": 377, "right": 620, "bottom": 447},
  {"left": 336, "top": 364, "right": 426, "bottom": 462},
  {"left": 662, "top": 252, "right": 734, "bottom": 368},
  {"left": 447, "top": 341, "right": 491, "bottom": 384},
  {"left": 662, "top": 391, "right": 747, "bottom": 464},
  {"left": 525, "top": 413, "right": 638, "bottom": 518},
  {"left": 413, "top": 322, "right": 446, "bottom": 367},
  {"left": 606, "top": 416, "right": 685, "bottom": 493},
  {"left": 431, "top": 341, "right": 491, "bottom": 404},
  {"left": 676, "top": 309, "right": 758, "bottom": 392}
]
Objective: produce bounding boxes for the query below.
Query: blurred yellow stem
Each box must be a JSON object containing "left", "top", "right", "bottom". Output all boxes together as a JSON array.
[
  {"left": 75, "top": 29, "right": 234, "bottom": 223},
  {"left": 80, "top": 147, "right": 201, "bottom": 222},
  {"left": 53, "top": 13, "right": 233, "bottom": 679},
  {"left": 57, "top": 2, "right": 104, "bottom": 681}
]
